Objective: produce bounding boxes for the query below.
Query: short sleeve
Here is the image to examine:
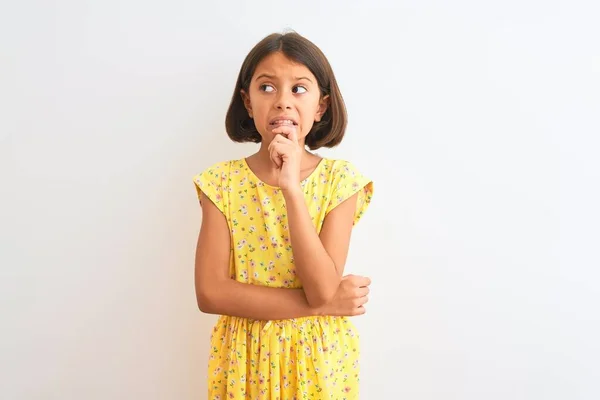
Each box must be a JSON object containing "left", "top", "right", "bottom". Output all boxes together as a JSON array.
[
  {"left": 192, "top": 162, "right": 228, "bottom": 214},
  {"left": 325, "top": 160, "right": 374, "bottom": 225}
]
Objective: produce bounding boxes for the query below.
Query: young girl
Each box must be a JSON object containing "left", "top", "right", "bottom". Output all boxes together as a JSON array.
[{"left": 193, "top": 31, "right": 374, "bottom": 400}]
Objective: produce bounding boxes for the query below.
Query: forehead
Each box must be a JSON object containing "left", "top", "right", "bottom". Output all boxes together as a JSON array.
[{"left": 252, "top": 52, "right": 315, "bottom": 81}]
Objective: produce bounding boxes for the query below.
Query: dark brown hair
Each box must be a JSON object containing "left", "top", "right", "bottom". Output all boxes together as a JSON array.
[{"left": 225, "top": 31, "right": 347, "bottom": 150}]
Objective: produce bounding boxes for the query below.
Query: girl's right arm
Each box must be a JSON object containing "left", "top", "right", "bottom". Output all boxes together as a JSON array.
[{"left": 194, "top": 191, "right": 369, "bottom": 320}]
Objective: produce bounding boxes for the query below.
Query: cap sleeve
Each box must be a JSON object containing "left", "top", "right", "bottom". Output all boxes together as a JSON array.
[
  {"left": 192, "top": 162, "right": 228, "bottom": 214},
  {"left": 325, "top": 160, "right": 374, "bottom": 225}
]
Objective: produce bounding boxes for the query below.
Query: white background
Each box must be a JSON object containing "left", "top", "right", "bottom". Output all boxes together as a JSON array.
[{"left": 2, "top": 1, "right": 599, "bottom": 399}]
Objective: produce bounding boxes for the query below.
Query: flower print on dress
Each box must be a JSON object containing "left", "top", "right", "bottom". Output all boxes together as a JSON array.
[{"left": 192, "top": 158, "right": 373, "bottom": 399}]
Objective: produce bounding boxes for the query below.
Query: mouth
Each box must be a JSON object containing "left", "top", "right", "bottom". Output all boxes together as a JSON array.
[{"left": 269, "top": 117, "right": 298, "bottom": 127}]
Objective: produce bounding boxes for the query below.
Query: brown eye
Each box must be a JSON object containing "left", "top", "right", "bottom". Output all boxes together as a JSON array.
[
  {"left": 260, "top": 84, "right": 275, "bottom": 93},
  {"left": 292, "top": 85, "right": 307, "bottom": 94}
]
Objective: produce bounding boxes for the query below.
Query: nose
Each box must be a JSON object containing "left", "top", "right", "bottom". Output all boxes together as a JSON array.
[{"left": 274, "top": 91, "right": 293, "bottom": 110}]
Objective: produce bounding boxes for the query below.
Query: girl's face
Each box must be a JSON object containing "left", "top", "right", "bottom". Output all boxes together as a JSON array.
[{"left": 241, "top": 52, "right": 328, "bottom": 145}]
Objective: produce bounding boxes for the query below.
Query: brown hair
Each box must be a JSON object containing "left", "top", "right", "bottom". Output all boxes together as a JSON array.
[{"left": 225, "top": 31, "right": 347, "bottom": 150}]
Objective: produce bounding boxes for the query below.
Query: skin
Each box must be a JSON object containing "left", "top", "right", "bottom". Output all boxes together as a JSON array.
[
  {"left": 240, "top": 51, "right": 327, "bottom": 189},
  {"left": 195, "top": 51, "right": 371, "bottom": 319}
]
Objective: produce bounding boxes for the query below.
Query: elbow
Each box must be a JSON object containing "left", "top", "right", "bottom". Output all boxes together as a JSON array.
[
  {"left": 196, "top": 293, "right": 214, "bottom": 314},
  {"left": 196, "top": 275, "right": 233, "bottom": 314},
  {"left": 196, "top": 286, "right": 220, "bottom": 314}
]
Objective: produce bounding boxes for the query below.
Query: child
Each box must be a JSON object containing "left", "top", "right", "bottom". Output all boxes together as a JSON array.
[{"left": 193, "top": 31, "right": 374, "bottom": 400}]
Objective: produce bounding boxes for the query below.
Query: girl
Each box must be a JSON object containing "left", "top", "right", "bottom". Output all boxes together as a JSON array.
[{"left": 193, "top": 31, "right": 374, "bottom": 400}]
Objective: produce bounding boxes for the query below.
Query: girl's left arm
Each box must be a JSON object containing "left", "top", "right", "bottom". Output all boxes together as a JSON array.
[{"left": 283, "top": 188, "right": 358, "bottom": 307}]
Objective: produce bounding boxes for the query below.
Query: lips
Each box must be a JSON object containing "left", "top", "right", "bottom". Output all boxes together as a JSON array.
[{"left": 269, "top": 117, "right": 298, "bottom": 127}]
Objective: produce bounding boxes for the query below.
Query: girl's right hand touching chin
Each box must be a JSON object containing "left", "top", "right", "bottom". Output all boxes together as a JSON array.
[{"left": 316, "top": 275, "right": 371, "bottom": 317}]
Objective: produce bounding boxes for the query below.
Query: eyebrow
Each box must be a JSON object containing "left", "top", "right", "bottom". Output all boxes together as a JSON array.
[
  {"left": 254, "top": 73, "right": 313, "bottom": 83},
  {"left": 295, "top": 76, "right": 313, "bottom": 83}
]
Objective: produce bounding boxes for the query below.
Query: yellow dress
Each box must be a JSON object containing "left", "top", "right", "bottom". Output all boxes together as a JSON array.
[{"left": 193, "top": 157, "right": 373, "bottom": 400}]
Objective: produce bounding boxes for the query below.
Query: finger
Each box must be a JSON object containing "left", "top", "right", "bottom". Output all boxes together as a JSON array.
[
  {"left": 269, "top": 145, "right": 282, "bottom": 168},
  {"left": 268, "top": 141, "right": 280, "bottom": 160},
  {"left": 354, "top": 306, "right": 366, "bottom": 316},
  {"left": 353, "top": 296, "right": 369, "bottom": 310},
  {"left": 287, "top": 127, "right": 298, "bottom": 143},
  {"left": 272, "top": 125, "right": 297, "bottom": 139},
  {"left": 269, "top": 135, "right": 282, "bottom": 150},
  {"left": 272, "top": 134, "right": 286, "bottom": 142},
  {"left": 355, "top": 286, "right": 369, "bottom": 297},
  {"left": 272, "top": 125, "right": 293, "bottom": 134},
  {"left": 350, "top": 275, "right": 371, "bottom": 287},
  {"left": 271, "top": 154, "right": 282, "bottom": 168},
  {"left": 270, "top": 141, "right": 287, "bottom": 156},
  {"left": 270, "top": 141, "right": 294, "bottom": 163},
  {"left": 353, "top": 293, "right": 369, "bottom": 307}
]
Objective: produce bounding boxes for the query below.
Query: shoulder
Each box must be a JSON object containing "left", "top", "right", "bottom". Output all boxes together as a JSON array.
[
  {"left": 321, "top": 158, "right": 374, "bottom": 224},
  {"left": 193, "top": 159, "right": 237, "bottom": 178},
  {"left": 192, "top": 159, "right": 243, "bottom": 211},
  {"left": 320, "top": 158, "right": 371, "bottom": 183},
  {"left": 192, "top": 158, "right": 243, "bottom": 193},
  {"left": 192, "top": 158, "right": 247, "bottom": 183}
]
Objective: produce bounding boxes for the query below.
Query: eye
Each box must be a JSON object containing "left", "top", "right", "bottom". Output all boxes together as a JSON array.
[
  {"left": 292, "top": 85, "right": 307, "bottom": 94},
  {"left": 259, "top": 84, "right": 275, "bottom": 93}
]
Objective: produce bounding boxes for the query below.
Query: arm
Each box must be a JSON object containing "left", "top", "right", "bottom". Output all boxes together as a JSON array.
[
  {"left": 195, "top": 190, "right": 370, "bottom": 319},
  {"left": 283, "top": 188, "right": 359, "bottom": 308},
  {"left": 195, "top": 190, "right": 320, "bottom": 320},
  {"left": 268, "top": 129, "right": 371, "bottom": 309}
]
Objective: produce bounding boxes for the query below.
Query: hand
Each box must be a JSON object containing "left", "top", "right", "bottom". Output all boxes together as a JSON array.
[
  {"left": 316, "top": 275, "right": 371, "bottom": 317},
  {"left": 267, "top": 125, "right": 302, "bottom": 191}
]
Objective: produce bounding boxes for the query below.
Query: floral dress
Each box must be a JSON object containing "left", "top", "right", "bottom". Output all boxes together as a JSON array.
[{"left": 193, "top": 157, "right": 373, "bottom": 400}]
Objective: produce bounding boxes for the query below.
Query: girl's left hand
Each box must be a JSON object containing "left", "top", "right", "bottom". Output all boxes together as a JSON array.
[{"left": 268, "top": 126, "right": 302, "bottom": 192}]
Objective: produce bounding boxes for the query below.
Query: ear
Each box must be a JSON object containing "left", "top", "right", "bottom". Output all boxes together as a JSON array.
[
  {"left": 240, "top": 89, "right": 253, "bottom": 118},
  {"left": 315, "top": 95, "right": 329, "bottom": 122}
]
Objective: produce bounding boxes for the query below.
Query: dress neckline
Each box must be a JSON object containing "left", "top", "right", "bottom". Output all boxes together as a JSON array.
[{"left": 241, "top": 157, "right": 326, "bottom": 189}]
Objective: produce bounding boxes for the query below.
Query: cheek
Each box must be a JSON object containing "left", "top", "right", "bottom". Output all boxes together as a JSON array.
[
  {"left": 248, "top": 92, "right": 268, "bottom": 112},
  {"left": 298, "top": 117, "right": 316, "bottom": 134}
]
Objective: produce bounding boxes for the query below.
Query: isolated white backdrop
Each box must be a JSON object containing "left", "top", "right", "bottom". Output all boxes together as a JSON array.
[{"left": 2, "top": 1, "right": 599, "bottom": 399}]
